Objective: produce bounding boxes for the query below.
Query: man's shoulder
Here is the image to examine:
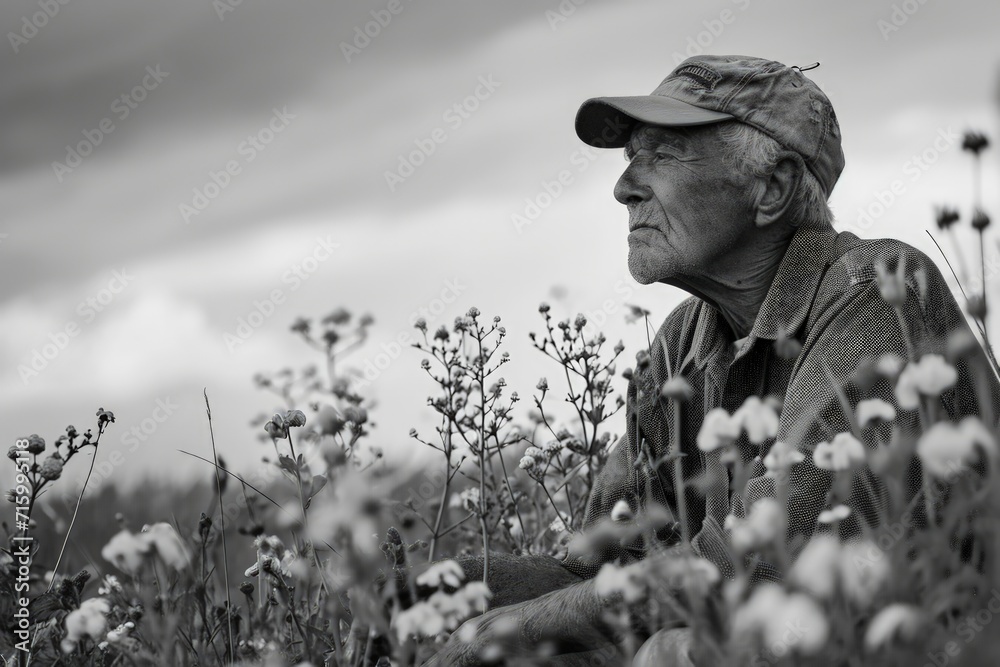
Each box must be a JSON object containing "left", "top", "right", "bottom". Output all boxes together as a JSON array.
[{"left": 824, "top": 232, "right": 943, "bottom": 290}]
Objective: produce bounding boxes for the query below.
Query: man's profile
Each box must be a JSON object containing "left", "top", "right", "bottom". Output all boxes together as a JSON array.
[{"left": 425, "top": 54, "right": 1000, "bottom": 666}]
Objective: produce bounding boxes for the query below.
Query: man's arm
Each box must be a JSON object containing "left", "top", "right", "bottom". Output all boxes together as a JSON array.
[{"left": 425, "top": 578, "right": 616, "bottom": 666}]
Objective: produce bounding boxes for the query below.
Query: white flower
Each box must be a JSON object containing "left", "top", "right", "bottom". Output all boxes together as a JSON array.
[
  {"left": 856, "top": 398, "right": 897, "bottom": 429},
  {"left": 543, "top": 439, "right": 562, "bottom": 454},
  {"left": 894, "top": 354, "right": 958, "bottom": 410},
  {"left": 818, "top": 505, "right": 851, "bottom": 524},
  {"left": 523, "top": 446, "right": 544, "bottom": 460},
  {"left": 732, "top": 585, "right": 829, "bottom": 655},
  {"left": 101, "top": 530, "right": 153, "bottom": 575},
  {"left": 876, "top": 353, "right": 905, "bottom": 378},
  {"left": 458, "top": 487, "right": 480, "bottom": 513},
  {"left": 62, "top": 598, "right": 111, "bottom": 654},
  {"left": 762, "top": 441, "right": 804, "bottom": 478},
  {"left": 594, "top": 562, "right": 646, "bottom": 603},
  {"left": 840, "top": 540, "right": 891, "bottom": 608},
  {"left": 610, "top": 499, "right": 634, "bottom": 523},
  {"left": 141, "top": 523, "right": 190, "bottom": 571},
  {"left": 732, "top": 583, "right": 785, "bottom": 638},
  {"left": 394, "top": 601, "right": 446, "bottom": 640},
  {"left": 518, "top": 456, "right": 535, "bottom": 471},
  {"left": 917, "top": 416, "right": 996, "bottom": 479},
  {"left": 789, "top": 534, "right": 841, "bottom": 599},
  {"left": 548, "top": 517, "right": 567, "bottom": 534},
  {"left": 813, "top": 432, "right": 866, "bottom": 471},
  {"left": 766, "top": 593, "right": 829, "bottom": 655},
  {"left": 97, "top": 574, "right": 122, "bottom": 596},
  {"left": 393, "top": 581, "right": 493, "bottom": 641},
  {"left": 732, "top": 396, "right": 780, "bottom": 444},
  {"left": 417, "top": 559, "right": 465, "bottom": 589},
  {"left": 697, "top": 408, "right": 740, "bottom": 452},
  {"left": 730, "top": 498, "right": 783, "bottom": 554},
  {"left": 864, "top": 603, "right": 924, "bottom": 651},
  {"left": 106, "top": 620, "right": 135, "bottom": 644}
]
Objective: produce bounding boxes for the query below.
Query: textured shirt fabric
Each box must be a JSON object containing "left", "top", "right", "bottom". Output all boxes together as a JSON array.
[{"left": 563, "top": 224, "right": 1000, "bottom": 580}]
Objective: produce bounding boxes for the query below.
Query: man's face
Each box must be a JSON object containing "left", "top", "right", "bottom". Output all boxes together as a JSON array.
[{"left": 616, "top": 122, "right": 758, "bottom": 285}]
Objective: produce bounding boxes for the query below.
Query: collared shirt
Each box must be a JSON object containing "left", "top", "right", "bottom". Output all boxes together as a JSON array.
[{"left": 565, "top": 224, "right": 1000, "bottom": 579}]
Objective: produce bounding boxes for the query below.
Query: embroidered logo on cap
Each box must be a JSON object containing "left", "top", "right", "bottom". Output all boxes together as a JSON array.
[{"left": 670, "top": 63, "right": 722, "bottom": 90}]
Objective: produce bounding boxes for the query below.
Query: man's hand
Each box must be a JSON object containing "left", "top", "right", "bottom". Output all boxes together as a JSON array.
[{"left": 424, "top": 578, "right": 621, "bottom": 666}]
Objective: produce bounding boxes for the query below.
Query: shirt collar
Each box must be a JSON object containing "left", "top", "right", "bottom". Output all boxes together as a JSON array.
[{"left": 689, "top": 224, "right": 840, "bottom": 368}]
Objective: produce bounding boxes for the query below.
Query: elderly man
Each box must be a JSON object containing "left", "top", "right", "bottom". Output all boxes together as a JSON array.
[{"left": 426, "top": 55, "right": 1000, "bottom": 666}]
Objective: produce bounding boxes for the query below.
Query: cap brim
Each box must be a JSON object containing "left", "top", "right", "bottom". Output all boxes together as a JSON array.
[{"left": 575, "top": 96, "right": 734, "bottom": 148}]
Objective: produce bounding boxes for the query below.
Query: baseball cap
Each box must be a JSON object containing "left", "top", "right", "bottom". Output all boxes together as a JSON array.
[{"left": 575, "top": 55, "right": 845, "bottom": 197}]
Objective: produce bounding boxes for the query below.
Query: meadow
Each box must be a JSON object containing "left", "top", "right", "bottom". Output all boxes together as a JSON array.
[{"left": 4, "top": 133, "right": 1000, "bottom": 667}]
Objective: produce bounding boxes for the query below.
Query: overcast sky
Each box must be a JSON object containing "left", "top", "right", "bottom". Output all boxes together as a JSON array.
[{"left": 3, "top": 0, "right": 999, "bottom": 494}]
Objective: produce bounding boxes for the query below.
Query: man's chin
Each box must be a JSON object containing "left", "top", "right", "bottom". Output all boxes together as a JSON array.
[{"left": 627, "top": 253, "right": 668, "bottom": 286}]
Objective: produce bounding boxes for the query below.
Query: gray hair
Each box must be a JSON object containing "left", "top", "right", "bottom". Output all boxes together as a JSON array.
[{"left": 716, "top": 121, "right": 834, "bottom": 229}]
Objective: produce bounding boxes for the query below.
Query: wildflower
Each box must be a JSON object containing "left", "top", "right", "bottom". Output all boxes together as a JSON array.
[
  {"left": 97, "top": 575, "right": 122, "bottom": 596},
  {"left": 343, "top": 406, "right": 367, "bottom": 424},
  {"left": 971, "top": 208, "right": 991, "bottom": 232},
  {"left": 316, "top": 405, "right": 346, "bottom": 437},
  {"left": 548, "top": 517, "right": 567, "bottom": 534},
  {"left": 768, "top": 593, "right": 829, "bottom": 654},
  {"left": 732, "top": 396, "right": 780, "bottom": 445},
  {"left": 935, "top": 206, "right": 960, "bottom": 230},
  {"left": 538, "top": 302, "right": 550, "bottom": 314},
  {"left": 414, "top": 317, "right": 427, "bottom": 332},
  {"left": 40, "top": 456, "right": 64, "bottom": 480},
  {"left": 733, "top": 584, "right": 829, "bottom": 654},
  {"left": 813, "top": 432, "right": 866, "bottom": 471},
  {"left": 595, "top": 562, "right": 646, "bottom": 603},
  {"left": 523, "top": 447, "right": 544, "bottom": 462},
  {"left": 660, "top": 376, "right": 693, "bottom": 402},
  {"left": 917, "top": 416, "right": 996, "bottom": 479},
  {"left": 285, "top": 409, "right": 306, "bottom": 427},
  {"left": 467, "top": 307, "right": 480, "bottom": 318},
  {"left": 26, "top": 434, "right": 45, "bottom": 455},
  {"left": 105, "top": 620, "right": 135, "bottom": 644},
  {"left": 730, "top": 498, "right": 783, "bottom": 554},
  {"left": 542, "top": 439, "right": 562, "bottom": 454},
  {"left": 840, "top": 539, "right": 891, "bottom": 608},
  {"left": 818, "top": 504, "right": 851, "bottom": 524},
  {"left": 696, "top": 408, "right": 740, "bottom": 452},
  {"left": 574, "top": 314, "right": 587, "bottom": 330},
  {"left": 856, "top": 398, "right": 896, "bottom": 429},
  {"left": 325, "top": 307, "right": 351, "bottom": 325},
  {"left": 864, "top": 603, "right": 925, "bottom": 651},
  {"left": 614, "top": 340, "right": 625, "bottom": 355},
  {"left": 290, "top": 317, "right": 310, "bottom": 334},
  {"left": 894, "top": 354, "right": 957, "bottom": 410},
  {"left": 394, "top": 582, "right": 493, "bottom": 640},
  {"left": 141, "top": 523, "right": 190, "bottom": 571},
  {"left": 101, "top": 530, "right": 152, "bottom": 574},
  {"left": 96, "top": 407, "right": 115, "bottom": 425},
  {"left": 874, "top": 256, "right": 907, "bottom": 308},
  {"left": 967, "top": 294, "right": 988, "bottom": 320},
  {"left": 459, "top": 487, "right": 480, "bottom": 513},
  {"left": 610, "top": 499, "right": 633, "bottom": 523},
  {"left": 433, "top": 325, "right": 449, "bottom": 342},
  {"left": 536, "top": 377, "right": 549, "bottom": 392},
  {"left": 789, "top": 534, "right": 841, "bottom": 599},
  {"left": 876, "top": 353, "right": 905, "bottom": 379},
  {"left": 417, "top": 559, "right": 465, "bottom": 589},
  {"left": 62, "top": 597, "right": 111, "bottom": 654},
  {"left": 518, "top": 456, "right": 535, "bottom": 471},
  {"left": 762, "top": 441, "right": 804, "bottom": 478},
  {"left": 961, "top": 130, "right": 989, "bottom": 155},
  {"left": 624, "top": 304, "right": 651, "bottom": 324}
]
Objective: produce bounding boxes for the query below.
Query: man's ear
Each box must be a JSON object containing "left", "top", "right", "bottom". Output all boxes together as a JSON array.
[{"left": 753, "top": 153, "right": 804, "bottom": 228}]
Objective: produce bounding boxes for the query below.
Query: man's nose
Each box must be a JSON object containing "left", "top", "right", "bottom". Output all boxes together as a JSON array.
[{"left": 614, "top": 164, "right": 651, "bottom": 206}]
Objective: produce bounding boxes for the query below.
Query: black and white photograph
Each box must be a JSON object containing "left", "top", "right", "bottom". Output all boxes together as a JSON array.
[{"left": 3, "top": 1, "right": 1000, "bottom": 665}]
